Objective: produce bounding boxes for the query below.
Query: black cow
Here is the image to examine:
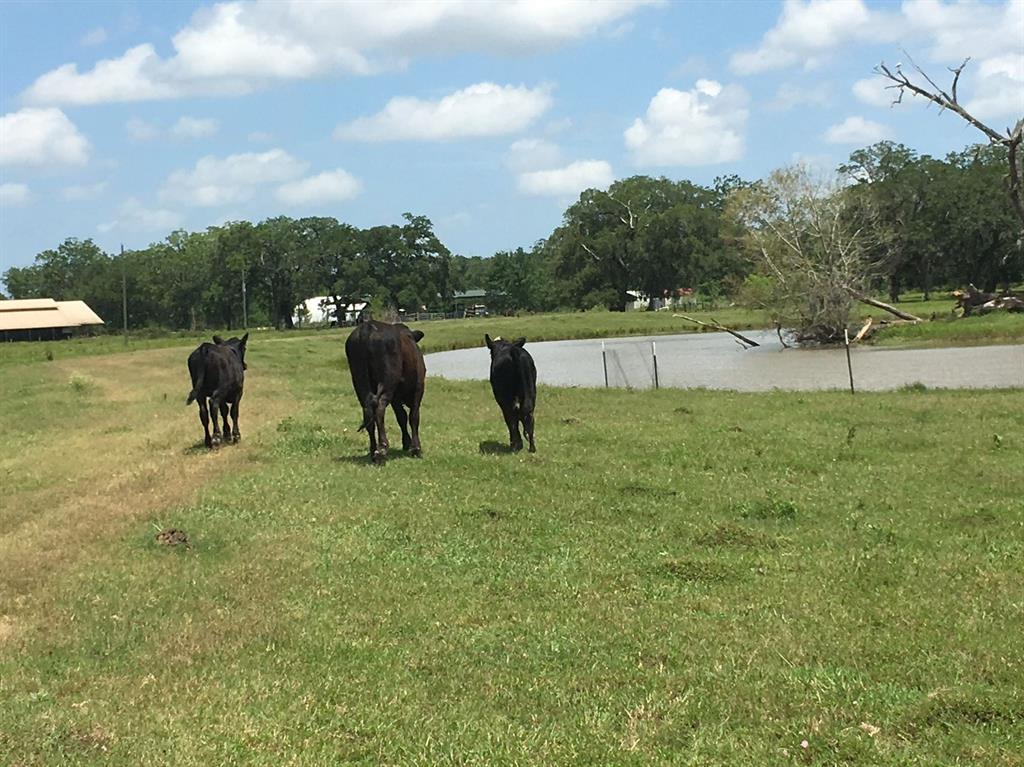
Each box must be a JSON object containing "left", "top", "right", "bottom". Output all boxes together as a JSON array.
[
  {"left": 345, "top": 319, "right": 425, "bottom": 463},
  {"left": 485, "top": 334, "right": 537, "bottom": 453},
  {"left": 185, "top": 334, "right": 248, "bottom": 448}
]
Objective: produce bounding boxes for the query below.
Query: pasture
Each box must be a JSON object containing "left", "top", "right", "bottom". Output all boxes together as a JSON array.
[{"left": 1, "top": 327, "right": 1023, "bottom": 765}]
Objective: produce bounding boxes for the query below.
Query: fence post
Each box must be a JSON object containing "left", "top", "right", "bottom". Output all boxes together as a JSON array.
[
  {"left": 844, "top": 328, "right": 855, "bottom": 395},
  {"left": 652, "top": 340, "right": 659, "bottom": 390},
  {"left": 602, "top": 341, "right": 608, "bottom": 388}
]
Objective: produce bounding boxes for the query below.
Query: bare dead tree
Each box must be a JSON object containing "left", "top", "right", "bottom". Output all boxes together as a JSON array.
[{"left": 876, "top": 54, "right": 1024, "bottom": 228}]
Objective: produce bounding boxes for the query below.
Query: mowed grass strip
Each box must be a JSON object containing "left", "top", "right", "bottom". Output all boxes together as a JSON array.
[{"left": 0, "top": 332, "right": 1023, "bottom": 765}]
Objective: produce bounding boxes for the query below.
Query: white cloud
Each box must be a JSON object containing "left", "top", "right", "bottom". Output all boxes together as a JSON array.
[
  {"left": 0, "top": 183, "right": 31, "bottom": 206},
  {"left": 170, "top": 116, "right": 219, "bottom": 139},
  {"left": 98, "top": 198, "right": 183, "bottom": 233},
  {"left": 625, "top": 81, "right": 749, "bottom": 167},
  {"left": 734, "top": 0, "right": 1022, "bottom": 120},
  {"left": 965, "top": 53, "right": 1024, "bottom": 119},
  {"left": 852, "top": 76, "right": 892, "bottom": 107},
  {"left": 276, "top": 169, "right": 362, "bottom": 205},
  {"left": 62, "top": 181, "right": 108, "bottom": 201},
  {"left": 768, "top": 82, "right": 833, "bottom": 111},
  {"left": 517, "top": 160, "right": 613, "bottom": 196},
  {"left": 0, "top": 108, "right": 90, "bottom": 167},
  {"left": 160, "top": 148, "right": 307, "bottom": 206},
  {"left": 335, "top": 82, "right": 553, "bottom": 141},
  {"left": 81, "top": 27, "right": 108, "bottom": 46},
  {"left": 543, "top": 117, "right": 573, "bottom": 135},
  {"left": 901, "top": 0, "right": 1023, "bottom": 62},
  {"left": 730, "top": 0, "right": 886, "bottom": 74},
  {"left": 248, "top": 130, "right": 273, "bottom": 143},
  {"left": 126, "top": 117, "right": 160, "bottom": 141},
  {"left": 824, "top": 116, "right": 891, "bottom": 144},
  {"left": 505, "top": 138, "right": 563, "bottom": 172},
  {"left": 127, "top": 115, "right": 219, "bottom": 141},
  {"left": 23, "top": 1, "right": 656, "bottom": 106},
  {"left": 25, "top": 44, "right": 188, "bottom": 105}
]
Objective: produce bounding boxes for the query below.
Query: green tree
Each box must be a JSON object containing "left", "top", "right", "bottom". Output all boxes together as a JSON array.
[
  {"left": 549, "top": 176, "right": 738, "bottom": 311},
  {"left": 729, "top": 165, "right": 872, "bottom": 342}
]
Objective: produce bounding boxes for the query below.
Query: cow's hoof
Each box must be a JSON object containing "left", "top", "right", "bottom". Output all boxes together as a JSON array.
[
  {"left": 410, "top": 447, "right": 422, "bottom": 458},
  {"left": 211, "top": 436, "right": 222, "bottom": 448},
  {"left": 528, "top": 445, "right": 536, "bottom": 453},
  {"left": 232, "top": 433, "right": 241, "bottom": 444},
  {"left": 372, "top": 450, "right": 387, "bottom": 464},
  {"left": 205, "top": 440, "right": 213, "bottom": 449},
  {"left": 511, "top": 442, "right": 523, "bottom": 453}
]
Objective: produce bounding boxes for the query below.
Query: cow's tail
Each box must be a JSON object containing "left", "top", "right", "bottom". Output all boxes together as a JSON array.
[{"left": 185, "top": 347, "right": 206, "bottom": 405}]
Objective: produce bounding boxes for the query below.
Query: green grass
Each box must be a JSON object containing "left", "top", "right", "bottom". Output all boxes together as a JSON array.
[
  {"left": 1, "top": 332, "right": 1023, "bottom": 765},
  {"left": 872, "top": 311, "right": 1024, "bottom": 347}
]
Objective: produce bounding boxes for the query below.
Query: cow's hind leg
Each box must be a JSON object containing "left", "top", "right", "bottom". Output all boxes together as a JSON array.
[
  {"left": 219, "top": 401, "right": 232, "bottom": 443},
  {"left": 408, "top": 397, "right": 422, "bottom": 458},
  {"left": 521, "top": 401, "right": 536, "bottom": 453},
  {"left": 373, "top": 389, "right": 391, "bottom": 463},
  {"left": 198, "top": 398, "right": 213, "bottom": 448},
  {"left": 392, "top": 402, "right": 412, "bottom": 452},
  {"left": 501, "top": 401, "right": 523, "bottom": 452},
  {"left": 362, "top": 393, "right": 379, "bottom": 460},
  {"left": 209, "top": 391, "right": 224, "bottom": 447},
  {"left": 230, "top": 398, "right": 241, "bottom": 443}
]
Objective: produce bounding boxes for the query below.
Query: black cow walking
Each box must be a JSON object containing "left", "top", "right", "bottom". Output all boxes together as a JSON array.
[
  {"left": 345, "top": 319, "right": 426, "bottom": 463},
  {"left": 485, "top": 334, "right": 537, "bottom": 453},
  {"left": 185, "top": 334, "right": 248, "bottom": 448}
]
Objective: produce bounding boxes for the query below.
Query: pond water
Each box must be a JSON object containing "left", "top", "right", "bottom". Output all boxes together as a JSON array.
[{"left": 425, "top": 331, "right": 1024, "bottom": 391}]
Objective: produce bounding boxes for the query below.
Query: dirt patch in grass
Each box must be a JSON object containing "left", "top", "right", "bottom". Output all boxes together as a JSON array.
[
  {"left": 902, "top": 689, "right": 1024, "bottom": 735},
  {"left": 0, "top": 615, "right": 15, "bottom": 645},
  {"left": 695, "top": 522, "right": 776, "bottom": 549},
  {"left": 0, "top": 346, "right": 294, "bottom": 621},
  {"left": 661, "top": 557, "right": 735, "bottom": 583},
  {"left": 620, "top": 483, "right": 678, "bottom": 499}
]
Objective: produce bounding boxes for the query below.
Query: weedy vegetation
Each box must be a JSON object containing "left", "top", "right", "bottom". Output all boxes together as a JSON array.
[{"left": 0, "top": 329, "right": 1022, "bottom": 765}]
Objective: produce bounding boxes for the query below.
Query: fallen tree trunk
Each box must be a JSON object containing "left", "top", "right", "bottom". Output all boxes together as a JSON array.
[
  {"left": 952, "top": 285, "right": 1023, "bottom": 316},
  {"left": 673, "top": 314, "right": 760, "bottom": 348},
  {"left": 844, "top": 288, "right": 923, "bottom": 322}
]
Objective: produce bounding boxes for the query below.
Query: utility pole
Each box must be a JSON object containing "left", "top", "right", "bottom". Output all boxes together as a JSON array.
[{"left": 121, "top": 244, "right": 128, "bottom": 345}]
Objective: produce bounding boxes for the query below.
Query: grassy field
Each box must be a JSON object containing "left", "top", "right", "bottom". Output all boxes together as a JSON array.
[{"left": 1, "top": 329, "right": 1023, "bottom": 765}]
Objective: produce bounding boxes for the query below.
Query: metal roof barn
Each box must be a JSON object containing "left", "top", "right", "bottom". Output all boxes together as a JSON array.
[{"left": 0, "top": 298, "right": 105, "bottom": 341}]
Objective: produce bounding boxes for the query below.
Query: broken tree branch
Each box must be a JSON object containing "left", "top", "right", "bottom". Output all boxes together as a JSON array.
[
  {"left": 673, "top": 314, "right": 760, "bottom": 348},
  {"left": 852, "top": 316, "right": 874, "bottom": 343},
  {"left": 843, "top": 287, "right": 923, "bottom": 322}
]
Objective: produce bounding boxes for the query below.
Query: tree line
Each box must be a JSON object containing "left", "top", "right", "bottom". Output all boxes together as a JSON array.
[{"left": 3, "top": 140, "right": 1020, "bottom": 333}]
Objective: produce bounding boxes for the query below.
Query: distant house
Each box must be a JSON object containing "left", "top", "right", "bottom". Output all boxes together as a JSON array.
[
  {"left": 0, "top": 298, "right": 104, "bottom": 341},
  {"left": 453, "top": 288, "right": 507, "bottom": 315},
  {"left": 292, "top": 296, "right": 368, "bottom": 327}
]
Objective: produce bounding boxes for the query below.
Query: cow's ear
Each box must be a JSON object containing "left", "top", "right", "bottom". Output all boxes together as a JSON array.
[
  {"left": 212, "top": 335, "right": 224, "bottom": 344},
  {"left": 240, "top": 332, "right": 249, "bottom": 346},
  {"left": 484, "top": 334, "right": 494, "bottom": 350},
  {"left": 411, "top": 330, "right": 424, "bottom": 343},
  {"left": 514, "top": 337, "right": 526, "bottom": 348}
]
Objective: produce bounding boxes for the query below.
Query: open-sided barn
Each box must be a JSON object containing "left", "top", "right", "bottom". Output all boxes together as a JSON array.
[{"left": 0, "top": 298, "right": 105, "bottom": 341}]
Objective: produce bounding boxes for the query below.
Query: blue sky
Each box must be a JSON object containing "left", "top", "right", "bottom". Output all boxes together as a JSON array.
[{"left": 1, "top": 0, "right": 1022, "bottom": 276}]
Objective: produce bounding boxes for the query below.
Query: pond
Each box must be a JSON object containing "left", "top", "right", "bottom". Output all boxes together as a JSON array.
[{"left": 424, "top": 331, "right": 1024, "bottom": 391}]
